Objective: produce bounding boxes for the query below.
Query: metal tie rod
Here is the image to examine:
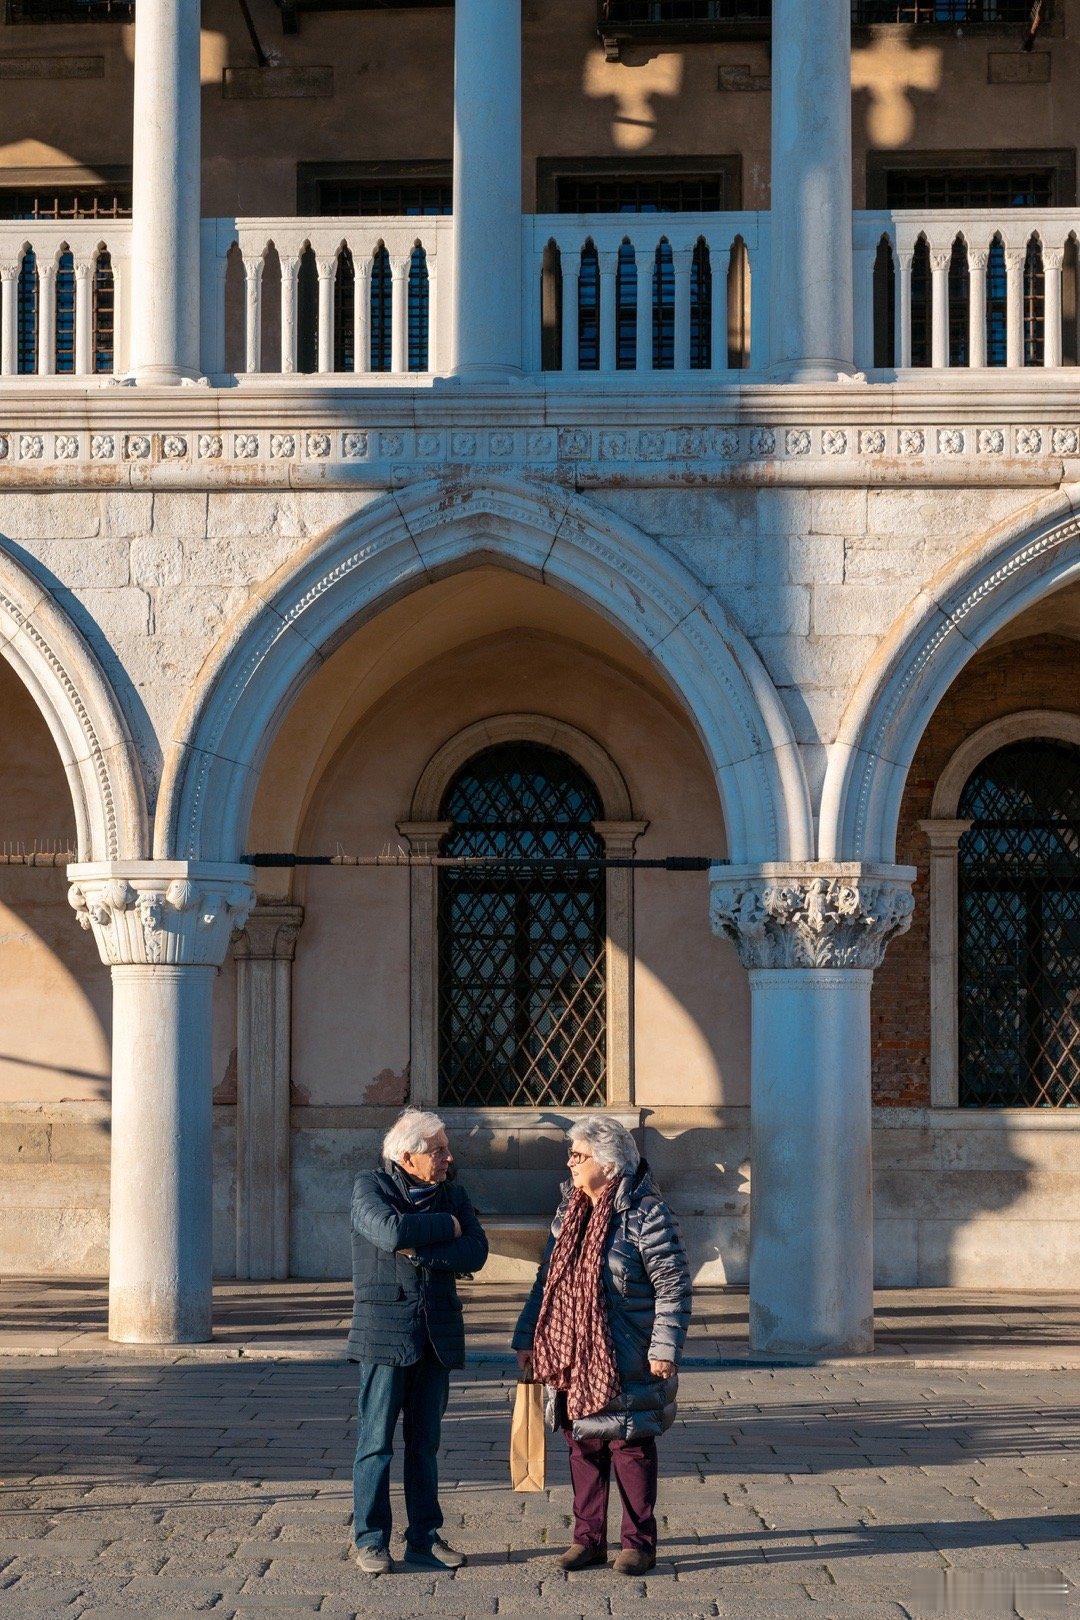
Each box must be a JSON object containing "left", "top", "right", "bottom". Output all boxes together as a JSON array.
[{"left": 244, "top": 852, "right": 724, "bottom": 870}]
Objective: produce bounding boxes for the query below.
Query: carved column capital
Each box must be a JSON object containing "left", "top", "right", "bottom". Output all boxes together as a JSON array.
[
  {"left": 233, "top": 902, "right": 304, "bottom": 963},
  {"left": 710, "top": 862, "right": 915, "bottom": 971},
  {"left": 67, "top": 862, "right": 255, "bottom": 968}
]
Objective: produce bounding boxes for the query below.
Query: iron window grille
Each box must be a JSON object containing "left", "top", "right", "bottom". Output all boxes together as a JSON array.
[
  {"left": 437, "top": 742, "right": 608, "bottom": 1110},
  {"left": 853, "top": 0, "right": 1043, "bottom": 22},
  {"left": 957, "top": 739, "right": 1080, "bottom": 1108},
  {"left": 6, "top": 0, "right": 132, "bottom": 20},
  {"left": 599, "top": 0, "right": 771, "bottom": 39}
]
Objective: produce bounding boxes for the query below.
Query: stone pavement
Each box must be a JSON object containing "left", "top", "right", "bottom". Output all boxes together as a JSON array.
[
  {"left": 3, "top": 1282, "right": 1080, "bottom": 1370},
  {"left": 1, "top": 1351, "right": 1078, "bottom": 1618}
]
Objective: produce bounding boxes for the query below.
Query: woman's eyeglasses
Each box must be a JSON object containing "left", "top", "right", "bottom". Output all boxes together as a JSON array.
[{"left": 567, "top": 1150, "right": 592, "bottom": 1166}]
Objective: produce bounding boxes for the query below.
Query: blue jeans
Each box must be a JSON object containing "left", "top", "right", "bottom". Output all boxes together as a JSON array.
[{"left": 352, "top": 1343, "right": 451, "bottom": 1552}]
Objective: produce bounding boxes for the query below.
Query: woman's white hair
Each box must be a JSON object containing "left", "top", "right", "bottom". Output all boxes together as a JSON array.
[
  {"left": 382, "top": 1108, "right": 447, "bottom": 1165},
  {"left": 568, "top": 1116, "right": 640, "bottom": 1181}
]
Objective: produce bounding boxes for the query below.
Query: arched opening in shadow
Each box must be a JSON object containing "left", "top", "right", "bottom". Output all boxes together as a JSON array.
[
  {"left": 17, "top": 245, "right": 37, "bottom": 374},
  {"left": 334, "top": 246, "right": 355, "bottom": 373},
  {"left": 948, "top": 235, "right": 969, "bottom": 368},
  {"left": 872, "top": 234, "right": 894, "bottom": 368},
  {"left": 223, "top": 241, "right": 245, "bottom": 374},
  {"left": 727, "top": 235, "right": 750, "bottom": 370},
  {"left": 1023, "top": 235, "right": 1045, "bottom": 366},
  {"left": 910, "top": 234, "right": 931, "bottom": 368},
  {"left": 690, "top": 236, "right": 711, "bottom": 370},
  {"left": 615, "top": 238, "right": 636, "bottom": 370},
  {"left": 540, "top": 239, "right": 561, "bottom": 371},
  {"left": 987, "top": 233, "right": 1007, "bottom": 366},
  {"left": 55, "top": 245, "right": 74, "bottom": 375},
  {"left": 92, "top": 247, "right": 114, "bottom": 374},
  {"left": 408, "top": 243, "right": 428, "bottom": 372},
  {"left": 370, "top": 243, "right": 392, "bottom": 372},
  {"left": 578, "top": 239, "right": 599, "bottom": 371},
  {"left": 259, "top": 243, "right": 282, "bottom": 375},
  {"left": 652, "top": 236, "right": 674, "bottom": 369},
  {"left": 296, "top": 244, "right": 318, "bottom": 374},
  {"left": 1063, "top": 235, "right": 1079, "bottom": 365}
]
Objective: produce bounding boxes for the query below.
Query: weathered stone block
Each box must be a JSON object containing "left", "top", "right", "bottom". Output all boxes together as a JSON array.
[
  {"left": 811, "top": 580, "right": 913, "bottom": 637},
  {"left": 810, "top": 490, "right": 868, "bottom": 537},
  {"left": 29, "top": 538, "right": 130, "bottom": 590},
  {"left": 722, "top": 585, "right": 810, "bottom": 639},
  {"left": 151, "top": 492, "right": 210, "bottom": 541},
  {"left": 130, "top": 534, "right": 183, "bottom": 590},
  {"left": 0, "top": 493, "right": 102, "bottom": 541}
]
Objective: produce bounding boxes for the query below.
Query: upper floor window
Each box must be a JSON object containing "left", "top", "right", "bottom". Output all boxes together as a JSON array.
[
  {"left": 957, "top": 740, "right": 1080, "bottom": 1108},
  {"left": 599, "top": 0, "right": 770, "bottom": 39},
  {"left": 0, "top": 184, "right": 131, "bottom": 221},
  {"left": 437, "top": 742, "right": 607, "bottom": 1110},
  {"left": 6, "top": 0, "right": 132, "bottom": 20},
  {"left": 298, "top": 168, "right": 452, "bottom": 219},
  {"left": 539, "top": 158, "right": 741, "bottom": 215},
  {"left": 853, "top": 0, "right": 1041, "bottom": 22}
]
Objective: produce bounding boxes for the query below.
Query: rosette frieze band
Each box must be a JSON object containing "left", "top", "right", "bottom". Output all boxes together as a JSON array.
[
  {"left": 709, "top": 863, "right": 916, "bottom": 970},
  {"left": 67, "top": 862, "right": 255, "bottom": 968}
]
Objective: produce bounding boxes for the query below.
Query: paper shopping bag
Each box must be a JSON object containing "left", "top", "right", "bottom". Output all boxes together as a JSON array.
[{"left": 509, "top": 1379, "right": 546, "bottom": 1492}]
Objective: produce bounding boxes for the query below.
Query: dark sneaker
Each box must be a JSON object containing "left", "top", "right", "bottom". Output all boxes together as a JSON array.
[
  {"left": 559, "top": 1542, "right": 608, "bottom": 1570},
  {"left": 403, "top": 1537, "right": 466, "bottom": 1570},
  {"left": 354, "top": 1544, "right": 392, "bottom": 1575},
  {"left": 613, "top": 1547, "right": 656, "bottom": 1575}
]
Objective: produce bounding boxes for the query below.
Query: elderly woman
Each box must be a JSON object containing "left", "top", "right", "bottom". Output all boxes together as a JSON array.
[{"left": 513, "top": 1117, "right": 691, "bottom": 1575}]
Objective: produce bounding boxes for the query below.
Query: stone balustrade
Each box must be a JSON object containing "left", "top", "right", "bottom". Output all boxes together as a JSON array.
[
  {"left": 7, "top": 208, "right": 1080, "bottom": 387},
  {"left": 856, "top": 208, "right": 1080, "bottom": 371}
]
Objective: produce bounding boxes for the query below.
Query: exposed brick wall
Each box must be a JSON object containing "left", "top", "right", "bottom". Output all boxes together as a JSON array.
[{"left": 871, "top": 633, "right": 1080, "bottom": 1106}]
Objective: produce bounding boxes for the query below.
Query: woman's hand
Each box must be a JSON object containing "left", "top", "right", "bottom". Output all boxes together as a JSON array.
[
  {"left": 649, "top": 1358, "right": 676, "bottom": 1380},
  {"left": 516, "top": 1349, "right": 534, "bottom": 1378}
]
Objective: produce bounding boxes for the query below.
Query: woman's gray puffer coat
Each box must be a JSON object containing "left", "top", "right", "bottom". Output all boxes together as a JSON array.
[{"left": 512, "top": 1160, "right": 692, "bottom": 1442}]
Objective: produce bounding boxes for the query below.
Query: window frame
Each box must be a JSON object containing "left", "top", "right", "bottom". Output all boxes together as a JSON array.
[
  {"left": 399, "top": 715, "right": 646, "bottom": 1114},
  {"left": 920, "top": 709, "right": 1080, "bottom": 1109},
  {"left": 865, "top": 149, "right": 1076, "bottom": 211},
  {"left": 537, "top": 155, "right": 743, "bottom": 216}
]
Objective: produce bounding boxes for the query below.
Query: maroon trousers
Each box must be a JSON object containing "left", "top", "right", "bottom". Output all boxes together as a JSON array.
[{"left": 562, "top": 1424, "right": 659, "bottom": 1554}]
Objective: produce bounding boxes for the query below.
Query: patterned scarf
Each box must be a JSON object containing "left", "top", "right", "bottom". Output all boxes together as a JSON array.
[{"left": 531, "top": 1180, "right": 621, "bottom": 1422}]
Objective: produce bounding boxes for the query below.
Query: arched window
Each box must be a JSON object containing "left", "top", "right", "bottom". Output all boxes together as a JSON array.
[
  {"left": 437, "top": 741, "right": 607, "bottom": 1108},
  {"left": 370, "top": 244, "right": 392, "bottom": 372},
  {"left": 957, "top": 739, "right": 1080, "bottom": 1107},
  {"left": 93, "top": 249, "right": 115, "bottom": 374}
]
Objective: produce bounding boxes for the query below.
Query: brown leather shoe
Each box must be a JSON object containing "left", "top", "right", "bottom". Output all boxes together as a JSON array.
[
  {"left": 559, "top": 1542, "right": 607, "bottom": 1570},
  {"left": 613, "top": 1548, "right": 656, "bottom": 1575}
]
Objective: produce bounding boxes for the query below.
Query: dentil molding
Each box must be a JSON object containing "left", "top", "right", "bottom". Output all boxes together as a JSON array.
[
  {"left": 67, "top": 862, "right": 255, "bottom": 968},
  {"left": 710, "top": 862, "right": 916, "bottom": 970}
]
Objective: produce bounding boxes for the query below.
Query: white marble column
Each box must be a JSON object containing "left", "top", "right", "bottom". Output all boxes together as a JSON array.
[
  {"left": 1043, "top": 248, "right": 1064, "bottom": 367},
  {"left": 233, "top": 904, "right": 304, "bottom": 1281},
  {"left": 451, "top": 0, "right": 522, "bottom": 380},
  {"left": 712, "top": 865, "right": 915, "bottom": 1359},
  {"left": 919, "top": 819, "right": 972, "bottom": 1108},
  {"left": 129, "top": 0, "right": 203, "bottom": 382},
  {"left": 768, "top": 0, "right": 854, "bottom": 379},
  {"left": 930, "top": 250, "right": 949, "bottom": 369},
  {"left": 968, "top": 249, "right": 988, "bottom": 369},
  {"left": 67, "top": 863, "right": 254, "bottom": 1343},
  {"left": 0, "top": 261, "right": 17, "bottom": 376}
]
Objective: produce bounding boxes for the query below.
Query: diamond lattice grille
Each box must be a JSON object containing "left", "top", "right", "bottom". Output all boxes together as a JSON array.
[
  {"left": 957, "top": 739, "right": 1080, "bottom": 1108},
  {"left": 437, "top": 742, "right": 607, "bottom": 1108}
]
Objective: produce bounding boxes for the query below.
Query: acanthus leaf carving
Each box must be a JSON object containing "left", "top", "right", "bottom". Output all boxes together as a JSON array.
[{"left": 710, "top": 866, "right": 915, "bottom": 970}]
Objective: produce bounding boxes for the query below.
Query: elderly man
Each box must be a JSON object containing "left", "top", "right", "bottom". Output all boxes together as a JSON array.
[{"left": 348, "top": 1108, "right": 488, "bottom": 1575}]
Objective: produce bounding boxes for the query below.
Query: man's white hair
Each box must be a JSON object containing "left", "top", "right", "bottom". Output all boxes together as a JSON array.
[
  {"left": 382, "top": 1107, "right": 447, "bottom": 1166},
  {"left": 568, "top": 1116, "right": 640, "bottom": 1181}
]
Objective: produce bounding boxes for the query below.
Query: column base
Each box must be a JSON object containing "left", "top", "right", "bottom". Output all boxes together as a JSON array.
[
  {"left": 440, "top": 366, "right": 527, "bottom": 388},
  {"left": 126, "top": 366, "right": 206, "bottom": 386},
  {"left": 767, "top": 359, "right": 862, "bottom": 384}
]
